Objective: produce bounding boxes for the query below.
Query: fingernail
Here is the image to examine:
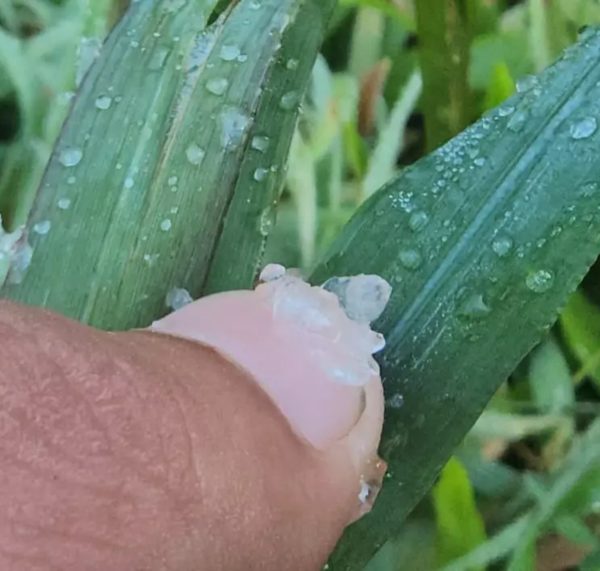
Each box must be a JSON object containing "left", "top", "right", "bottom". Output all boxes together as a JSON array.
[{"left": 150, "top": 266, "right": 390, "bottom": 452}]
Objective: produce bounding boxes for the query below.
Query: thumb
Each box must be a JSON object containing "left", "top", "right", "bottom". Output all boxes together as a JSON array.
[{"left": 0, "top": 272, "right": 387, "bottom": 571}]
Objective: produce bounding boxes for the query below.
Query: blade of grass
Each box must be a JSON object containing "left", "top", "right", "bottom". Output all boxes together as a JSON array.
[
  {"left": 433, "top": 457, "right": 487, "bottom": 569},
  {"left": 361, "top": 69, "right": 421, "bottom": 198},
  {"left": 4, "top": 0, "right": 336, "bottom": 328},
  {"left": 415, "top": 0, "right": 475, "bottom": 150},
  {"left": 312, "top": 28, "right": 600, "bottom": 568}
]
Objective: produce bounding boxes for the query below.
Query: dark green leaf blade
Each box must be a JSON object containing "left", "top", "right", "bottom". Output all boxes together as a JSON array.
[
  {"left": 3, "top": 0, "right": 335, "bottom": 329},
  {"left": 312, "top": 28, "right": 600, "bottom": 569}
]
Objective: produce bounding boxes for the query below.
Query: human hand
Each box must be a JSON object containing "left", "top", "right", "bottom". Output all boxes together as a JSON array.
[{"left": 0, "top": 271, "right": 387, "bottom": 570}]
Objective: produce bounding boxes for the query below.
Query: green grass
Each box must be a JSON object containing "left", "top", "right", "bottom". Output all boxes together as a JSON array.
[{"left": 1, "top": 1, "right": 600, "bottom": 570}]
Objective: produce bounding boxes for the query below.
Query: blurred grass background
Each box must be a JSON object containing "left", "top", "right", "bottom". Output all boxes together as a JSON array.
[{"left": 1, "top": 0, "right": 599, "bottom": 569}]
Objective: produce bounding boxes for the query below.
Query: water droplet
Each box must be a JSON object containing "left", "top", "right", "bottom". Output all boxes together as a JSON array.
[
  {"left": 57, "top": 198, "right": 71, "bottom": 210},
  {"left": 492, "top": 236, "right": 513, "bottom": 257},
  {"left": 166, "top": 287, "right": 193, "bottom": 310},
  {"left": 408, "top": 211, "right": 429, "bottom": 232},
  {"left": 580, "top": 181, "right": 599, "bottom": 197},
  {"left": 168, "top": 175, "right": 179, "bottom": 186},
  {"left": 251, "top": 135, "right": 270, "bottom": 152},
  {"left": 459, "top": 293, "right": 491, "bottom": 319},
  {"left": 516, "top": 74, "right": 539, "bottom": 93},
  {"left": 58, "top": 147, "right": 83, "bottom": 167},
  {"left": 185, "top": 143, "right": 205, "bottom": 165},
  {"left": 94, "top": 95, "right": 112, "bottom": 110},
  {"left": 67, "top": 176, "right": 76, "bottom": 185},
  {"left": 286, "top": 58, "right": 299, "bottom": 70},
  {"left": 219, "top": 44, "right": 241, "bottom": 61},
  {"left": 253, "top": 167, "right": 269, "bottom": 182},
  {"left": 124, "top": 177, "right": 134, "bottom": 189},
  {"left": 220, "top": 107, "right": 250, "bottom": 149},
  {"left": 388, "top": 393, "right": 404, "bottom": 409},
  {"left": 5, "top": 237, "right": 31, "bottom": 284},
  {"left": 206, "top": 77, "right": 229, "bottom": 95},
  {"left": 33, "top": 220, "right": 51, "bottom": 235},
  {"left": 143, "top": 253, "right": 160, "bottom": 266},
  {"left": 526, "top": 269, "right": 554, "bottom": 293},
  {"left": 160, "top": 218, "right": 172, "bottom": 232},
  {"left": 259, "top": 208, "right": 275, "bottom": 237},
  {"left": 507, "top": 110, "right": 528, "bottom": 132},
  {"left": 474, "top": 157, "right": 486, "bottom": 167},
  {"left": 498, "top": 105, "right": 515, "bottom": 117},
  {"left": 249, "top": 0, "right": 261, "bottom": 8},
  {"left": 570, "top": 116, "right": 597, "bottom": 140},
  {"left": 398, "top": 249, "right": 422, "bottom": 270},
  {"left": 279, "top": 91, "right": 299, "bottom": 111}
]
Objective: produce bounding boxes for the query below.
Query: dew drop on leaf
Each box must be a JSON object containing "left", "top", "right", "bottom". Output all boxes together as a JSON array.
[
  {"left": 408, "top": 211, "right": 429, "bottom": 232},
  {"left": 94, "top": 95, "right": 112, "bottom": 110},
  {"left": 492, "top": 236, "right": 513, "bottom": 257},
  {"left": 220, "top": 107, "right": 250, "bottom": 149},
  {"left": 59, "top": 147, "right": 83, "bottom": 167},
  {"left": 570, "top": 116, "right": 597, "bottom": 140},
  {"left": 279, "top": 91, "right": 299, "bottom": 110},
  {"left": 498, "top": 105, "right": 515, "bottom": 117},
  {"left": 185, "top": 143, "right": 205, "bottom": 165},
  {"left": 219, "top": 44, "right": 241, "bottom": 61},
  {"left": 253, "top": 168, "right": 269, "bottom": 182},
  {"left": 525, "top": 269, "right": 554, "bottom": 293},
  {"left": 516, "top": 74, "right": 539, "bottom": 93},
  {"left": 388, "top": 393, "right": 405, "bottom": 409},
  {"left": 459, "top": 293, "right": 491, "bottom": 319},
  {"left": 33, "top": 220, "right": 51, "bottom": 235},
  {"left": 205, "top": 77, "right": 229, "bottom": 96},
  {"left": 507, "top": 110, "right": 528, "bottom": 133},
  {"left": 580, "top": 181, "right": 600, "bottom": 196},
  {"left": 165, "top": 287, "right": 193, "bottom": 310},
  {"left": 251, "top": 135, "right": 270, "bottom": 152},
  {"left": 398, "top": 249, "right": 423, "bottom": 270}
]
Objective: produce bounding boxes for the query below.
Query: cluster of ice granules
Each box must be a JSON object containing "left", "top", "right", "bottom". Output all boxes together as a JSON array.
[
  {"left": 152, "top": 264, "right": 391, "bottom": 449},
  {"left": 257, "top": 264, "right": 391, "bottom": 387}
]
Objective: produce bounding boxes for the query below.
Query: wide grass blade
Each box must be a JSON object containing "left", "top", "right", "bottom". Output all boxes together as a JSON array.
[
  {"left": 312, "top": 28, "right": 600, "bottom": 568},
  {"left": 3, "top": 0, "right": 334, "bottom": 329}
]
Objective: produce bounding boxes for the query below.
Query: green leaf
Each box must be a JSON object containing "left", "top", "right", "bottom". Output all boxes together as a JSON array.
[
  {"left": 361, "top": 69, "right": 422, "bottom": 198},
  {"left": 507, "top": 420, "right": 600, "bottom": 569},
  {"left": 483, "top": 62, "right": 515, "bottom": 111},
  {"left": 581, "top": 549, "right": 600, "bottom": 571},
  {"left": 338, "top": 0, "right": 415, "bottom": 29},
  {"left": 440, "top": 516, "right": 530, "bottom": 571},
  {"left": 3, "top": 0, "right": 335, "bottom": 328},
  {"left": 470, "top": 32, "right": 530, "bottom": 93},
  {"left": 313, "top": 29, "right": 600, "bottom": 568},
  {"left": 528, "top": 0, "right": 553, "bottom": 72},
  {"left": 529, "top": 335, "right": 575, "bottom": 413},
  {"left": 432, "top": 457, "right": 486, "bottom": 569},
  {"left": 561, "top": 290, "right": 600, "bottom": 389},
  {"left": 415, "top": 0, "right": 474, "bottom": 149},
  {"left": 554, "top": 515, "right": 600, "bottom": 547}
]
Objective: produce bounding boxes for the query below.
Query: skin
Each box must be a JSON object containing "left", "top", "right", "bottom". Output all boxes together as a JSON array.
[{"left": 0, "top": 300, "right": 385, "bottom": 571}]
